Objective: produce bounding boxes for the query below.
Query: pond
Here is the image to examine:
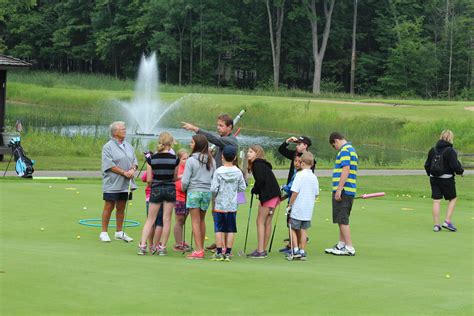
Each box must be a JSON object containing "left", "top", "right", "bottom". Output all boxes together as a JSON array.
[{"left": 42, "top": 125, "right": 427, "bottom": 166}]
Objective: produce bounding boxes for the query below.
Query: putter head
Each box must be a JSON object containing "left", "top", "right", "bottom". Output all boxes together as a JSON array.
[
  {"left": 237, "top": 250, "right": 244, "bottom": 257},
  {"left": 286, "top": 254, "right": 294, "bottom": 261}
]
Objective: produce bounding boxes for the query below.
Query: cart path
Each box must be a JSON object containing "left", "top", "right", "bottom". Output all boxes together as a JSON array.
[{"left": 2, "top": 169, "right": 472, "bottom": 179}]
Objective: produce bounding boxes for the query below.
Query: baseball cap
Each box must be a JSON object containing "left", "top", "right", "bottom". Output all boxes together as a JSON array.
[
  {"left": 296, "top": 136, "right": 312, "bottom": 147},
  {"left": 222, "top": 145, "right": 237, "bottom": 158}
]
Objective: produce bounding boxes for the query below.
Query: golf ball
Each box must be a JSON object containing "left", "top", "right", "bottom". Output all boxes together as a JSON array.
[
  {"left": 41, "top": 227, "right": 45, "bottom": 231},
  {"left": 76, "top": 192, "right": 80, "bottom": 194},
  {"left": 445, "top": 274, "right": 451, "bottom": 279},
  {"left": 361, "top": 206, "right": 365, "bottom": 210},
  {"left": 205, "top": 236, "right": 208, "bottom": 240},
  {"left": 129, "top": 202, "right": 133, "bottom": 206},
  {"left": 423, "top": 195, "right": 426, "bottom": 198},
  {"left": 83, "top": 207, "right": 87, "bottom": 210},
  {"left": 396, "top": 195, "right": 399, "bottom": 198},
  {"left": 48, "top": 185, "right": 52, "bottom": 188},
  {"left": 77, "top": 235, "right": 81, "bottom": 239},
  {"left": 325, "top": 218, "right": 329, "bottom": 222}
]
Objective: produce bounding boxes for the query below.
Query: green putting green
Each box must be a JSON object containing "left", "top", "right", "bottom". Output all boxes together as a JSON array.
[{"left": 1, "top": 175, "right": 472, "bottom": 315}]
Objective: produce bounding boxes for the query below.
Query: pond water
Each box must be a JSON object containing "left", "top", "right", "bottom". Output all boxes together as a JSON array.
[{"left": 44, "top": 125, "right": 427, "bottom": 166}]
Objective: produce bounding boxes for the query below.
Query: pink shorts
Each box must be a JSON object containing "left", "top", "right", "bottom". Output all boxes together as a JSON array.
[{"left": 261, "top": 196, "right": 281, "bottom": 209}]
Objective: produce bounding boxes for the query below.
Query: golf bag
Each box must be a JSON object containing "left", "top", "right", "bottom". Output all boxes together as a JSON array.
[{"left": 8, "top": 137, "right": 34, "bottom": 178}]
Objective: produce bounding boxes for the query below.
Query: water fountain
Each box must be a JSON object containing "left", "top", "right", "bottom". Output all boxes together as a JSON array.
[{"left": 119, "top": 52, "right": 186, "bottom": 135}]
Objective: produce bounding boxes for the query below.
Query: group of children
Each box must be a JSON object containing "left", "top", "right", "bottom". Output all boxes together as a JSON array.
[{"left": 136, "top": 131, "right": 319, "bottom": 261}]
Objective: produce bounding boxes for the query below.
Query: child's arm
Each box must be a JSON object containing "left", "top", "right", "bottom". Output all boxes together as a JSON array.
[
  {"left": 146, "top": 164, "right": 152, "bottom": 186},
  {"left": 288, "top": 191, "right": 299, "bottom": 208},
  {"left": 210, "top": 171, "right": 219, "bottom": 194},
  {"left": 181, "top": 159, "right": 192, "bottom": 192}
]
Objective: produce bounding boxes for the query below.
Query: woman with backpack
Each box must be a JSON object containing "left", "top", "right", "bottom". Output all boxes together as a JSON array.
[{"left": 424, "top": 130, "right": 464, "bottom": 232}]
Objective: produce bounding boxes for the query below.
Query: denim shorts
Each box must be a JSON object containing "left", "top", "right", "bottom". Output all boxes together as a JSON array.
[
  {"left": 150, "top": 185, "right": 176, "bottom": 203},
  {"left": 186, "top": 191, "right": 212, "bottom": 211},
  {"left": 213, "top": 212, "right": 237, "bottom": 233}
]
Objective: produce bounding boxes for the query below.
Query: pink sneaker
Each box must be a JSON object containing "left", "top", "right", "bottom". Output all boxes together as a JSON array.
[{"left": 186, "top": 250, "right": 204, "bottom": 260}]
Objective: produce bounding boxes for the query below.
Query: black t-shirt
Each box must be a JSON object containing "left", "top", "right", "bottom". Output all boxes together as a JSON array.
[{"left": 150, "top": 152, "right": 179, "bottom": 187}]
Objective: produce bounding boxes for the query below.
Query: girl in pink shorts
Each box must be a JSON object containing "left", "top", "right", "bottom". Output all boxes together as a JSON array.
[{"left": 246, "top": 145, "right": 281, "bottom": 259}]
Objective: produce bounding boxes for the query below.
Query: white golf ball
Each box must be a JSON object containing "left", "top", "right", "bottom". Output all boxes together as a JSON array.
[
  {"left": 325, "top": 218, "right": 329, "bottom": 222},
  {"left": 41, "top": 227, "right": 45, "bottom": 231},
  {"left": 77, "top": 235, "right": 81, "bottom": 239},
  {"left": 83, "top": 207, "right": 87, "bottom": 210},
  {"left": 76, "top": 192, "right": 80, "bottom": 194},
  {"left": 361, "top": 206, "right": 365, "bottom": 210},
  {"left": 205, "top": 236, "right": 208, "bottom": 240},
  {"left": 48, "top": 185, "right": 52, "bottom": 188},
  {"left": 445, "top": 274, "right": 451, "bottom": 279}
]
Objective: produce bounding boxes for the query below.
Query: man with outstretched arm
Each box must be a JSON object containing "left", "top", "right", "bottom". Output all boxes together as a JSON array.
[
  {"left": 182, "top": 114, "right": 238, "bottom": 168},
  {"left": 325, "top": 132, "right": 358, "bottom": 256}
]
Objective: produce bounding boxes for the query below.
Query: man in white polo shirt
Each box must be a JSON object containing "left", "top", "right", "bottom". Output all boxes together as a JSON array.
[{"left": 286, "top": 152, "right": 319, "bottom": 260}]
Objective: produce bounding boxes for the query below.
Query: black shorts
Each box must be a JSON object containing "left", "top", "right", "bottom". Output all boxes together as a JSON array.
[
  {"left": 212, "top": 212, "right": 237, "bottom": 233},
  {"left": 103, "top": 192, "right": 133, "bottom": 201},
  {"left": 146, "top": 201, "right": 164, "bottom": 227},
  {"left": 332, "top": 192, "right": 354, "bottom": 225},
  {"left": 150, "top": 185, "right": 176, "bottom": 203},
  {"left": 430, "top": 177, "right": 456, "bottom": 200}
]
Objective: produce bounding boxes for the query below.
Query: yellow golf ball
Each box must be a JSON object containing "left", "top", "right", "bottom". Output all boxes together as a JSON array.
[
  {"left": 445, "top": 274, "right": 451, "bottom": 279},
  {"left": 129, "top": 202, "right": 133, "bottom": 206},
  {"left": 41, "top": 227, "right": 45, "bottom": 231},
  {"left": 325, "top": 218, "right": 329, "bottom": 222},
  {"left": 205, "top": 236, "right": 208, "bottom": 240},
  {"left": 77, "top": 235, "right": 81, "bottom": 239}
]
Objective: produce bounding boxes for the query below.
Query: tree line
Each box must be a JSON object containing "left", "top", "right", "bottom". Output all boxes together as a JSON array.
[{"left": 1, "top": 0, "right": 472, "bottom": 99}]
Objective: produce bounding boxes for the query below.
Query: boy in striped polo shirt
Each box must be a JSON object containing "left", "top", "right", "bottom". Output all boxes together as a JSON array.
[{"left": 325, "top": 132, "right": 358, "bottom": 256}]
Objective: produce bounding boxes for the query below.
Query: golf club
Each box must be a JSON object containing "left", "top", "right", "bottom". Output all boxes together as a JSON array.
[
  {"left": 285, "top": 206, "right": 294, "bottom": 261},
  {"left": 355, "top": 192, "right": 385, "bottom": 199},
  {"left": 268, "top": 202, "right": 282, "bottom": 253},
  {"left": 238, "top": 193, "right": 254, "bottom": 256},
  {"left": 137, "top": 151, "right": 152, "bottom": 179},
  {"left": 120, "top": 178, "right": 133, "bottom": 242}
]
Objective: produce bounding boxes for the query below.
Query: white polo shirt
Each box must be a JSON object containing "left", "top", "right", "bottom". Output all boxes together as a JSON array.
[{"left": 290, "top": 169, "right": 319, "bottom": 221}]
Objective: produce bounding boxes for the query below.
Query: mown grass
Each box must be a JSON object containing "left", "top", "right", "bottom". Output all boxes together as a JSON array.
[{"left": 1, "top": 175, "right": 473, "bottom": 315}]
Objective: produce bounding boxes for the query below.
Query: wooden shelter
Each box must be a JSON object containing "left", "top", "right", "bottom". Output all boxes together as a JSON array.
[{"left": 0, "top": 55, "right": 32, "bottom": 160}]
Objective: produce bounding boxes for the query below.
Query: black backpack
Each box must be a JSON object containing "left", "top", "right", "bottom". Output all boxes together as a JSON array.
[{"left": 430, "top": 147, "right": 449, "bottom": 176}]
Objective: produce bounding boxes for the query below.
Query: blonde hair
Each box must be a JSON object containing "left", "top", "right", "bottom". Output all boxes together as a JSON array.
[
  {"left": 440, "top": 130, "right": 454, "bottom": 144},
  {"left": 177, "top": 148, "right": 189, "bottom": 159},
  {"left": 157, "top": 131, "right": 174, "bottom": 152},
  {"left": 300, "top": 152, "right": 314, "bottom": 167},
  {"left": 247, "top": 144, "right": 266, "bottom": 173}
]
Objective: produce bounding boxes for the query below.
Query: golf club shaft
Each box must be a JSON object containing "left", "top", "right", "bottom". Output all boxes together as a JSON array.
[
  {"left": 122, "top": 179, "right": 133, "bottom": 234},
  {"left": 136, "top": 159, "right": 147, "bottom": 179},
  {"left": 243, "top": 194, "right": 254, "bottom": 254},
  {"left": 268, "top": 203, "right": 281, "bottom": 253}
]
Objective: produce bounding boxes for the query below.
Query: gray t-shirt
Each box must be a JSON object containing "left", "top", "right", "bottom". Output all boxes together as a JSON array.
[
  {"left": 102, "top": 138, "right": 138, "bottom": 193},
  {"left": 197, "top": 129, "right": 238, "bottom": 168}
]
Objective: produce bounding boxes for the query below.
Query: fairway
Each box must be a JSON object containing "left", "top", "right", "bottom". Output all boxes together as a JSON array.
[{"left": 1, "top": 175, "right": 472, "bottom": 315}]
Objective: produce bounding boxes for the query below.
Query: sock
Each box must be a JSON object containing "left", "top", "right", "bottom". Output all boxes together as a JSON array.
[
  {"left": 337, "top": 241, "right": 346, "bottom": 248},
  {"left": 225, "top": 248, "right": 232, "bottom": 254},
  {"left": 293, "top": 247, "right": 299, "bottom": 253},
  {"left": 346, "top": 245, "right": 355, "bottom": 251},
  {"left": 300, "top": 249, "right": 306, "bottom": 254},
  {"left": 216, "top": 247, "right": 222, "bottom": 254}
]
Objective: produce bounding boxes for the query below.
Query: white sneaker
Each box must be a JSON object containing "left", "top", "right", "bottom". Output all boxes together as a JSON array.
[
  {"left": 332, "top": 246, "right": 356, "bottom": 256},
  {"left": 115, "top": 231, "right": 133, "bottom": 242},
  {"left": 324, "top": 244, "right": 343, "bottom": 254},
  {"left": 99, "top": 232, "right": 111, "bottom": 242}
]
